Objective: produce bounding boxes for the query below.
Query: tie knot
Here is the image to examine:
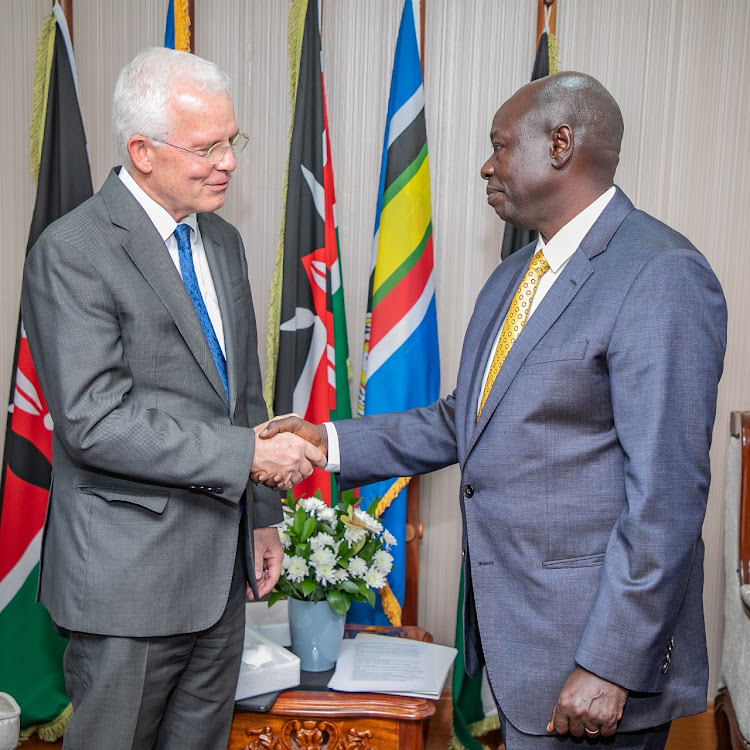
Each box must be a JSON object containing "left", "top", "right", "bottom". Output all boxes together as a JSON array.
[
  {"left": 530, "top": 249, "right": 550, "bottom": 276},
  {"left": 174, "top": 223, "right": 192, "bottom": 252}
]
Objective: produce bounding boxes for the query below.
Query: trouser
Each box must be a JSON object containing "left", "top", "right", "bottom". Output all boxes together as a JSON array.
[
  {"left": 498, "top": 705, "right": 671, "bottom": 750},
  {"left": 59, "top": 542, "right": 245, "bottom": 750}
]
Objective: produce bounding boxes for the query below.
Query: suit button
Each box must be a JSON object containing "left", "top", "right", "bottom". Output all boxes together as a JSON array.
[
  {"left": 462, "top": 484, "right": 474, "bottom": 498},
  {"left": 214, "top": 487, "right": 224, "bottom": 495}
]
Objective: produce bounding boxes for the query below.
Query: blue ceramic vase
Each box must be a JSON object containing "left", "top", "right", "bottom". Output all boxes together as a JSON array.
[{"left": 287, "top": 598, "right": 345, "bottom": 672}]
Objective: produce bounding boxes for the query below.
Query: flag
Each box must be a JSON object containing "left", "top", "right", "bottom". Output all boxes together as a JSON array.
[
  {"left": 0, "top": 4, "right": 92, "bottom": 740},
  {"left": 264, "top": 0, "right": 352, "bottom": 507},
  {"left": 347, "top": 0, "right": 439, "bottom": 628},
  {"left": 164, "top": 0, "right": 191, "bottom": 52},
  {"left": 451, "top": 23, "right": 560, "bottom": 750}
]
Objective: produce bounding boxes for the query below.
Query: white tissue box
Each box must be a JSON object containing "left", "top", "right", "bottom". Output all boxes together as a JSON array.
[
  {"left": 0, "top": 692, "right": 20, "bottom": 750},
  {"left": 235, "top": 626, "right": 300, "bottom": 700},
  {"left": 245, "top": 599, "right": 291, "bottom": 646}
]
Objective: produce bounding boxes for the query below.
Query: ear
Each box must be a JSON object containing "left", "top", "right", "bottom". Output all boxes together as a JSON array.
[
  {"left": 550, "top": 124, "right": 573, "bottom": 169},
  {"left": 127, "top": 135, "right": 154, "bottom": 175}
]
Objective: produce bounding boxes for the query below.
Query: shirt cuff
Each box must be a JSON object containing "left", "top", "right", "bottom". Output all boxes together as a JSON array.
[{"left": 324, "top": 422, "right": 341, "bottom": 473}]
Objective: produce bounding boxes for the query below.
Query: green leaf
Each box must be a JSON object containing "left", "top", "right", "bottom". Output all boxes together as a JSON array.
[
  {"left": 300, "top": 515, "right": 317, "bottom": 542},
  {"left": 285, "top": 490, "right": 296, "bottom": 509},
  {"left": 340, "top": 580, "right": 360, "bottom": 594},
  {"left": 366, "top": 496, "right": 381, "bottom": 515},
  {"left": 292, "top": 507, "right": 306, "bottom": 536},
  {"left": 326, "top": 589, "right": 349, "bottom": 616},
  {"left": 364, "top": 587, "right": 376, "bottom": 607},
  {"left": 299, "top": 579, "right": 318, "bottom": 597},
  {"left": 267, "top": 590, "right": 286, "bottom": 607},
  {"left": 350, "top": 537, "right": 366, "bottom": 556}
]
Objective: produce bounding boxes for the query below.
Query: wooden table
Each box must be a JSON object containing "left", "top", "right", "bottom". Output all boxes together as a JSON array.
[{"left": 228, "top": 626, "right": 436, "bottom": 750}]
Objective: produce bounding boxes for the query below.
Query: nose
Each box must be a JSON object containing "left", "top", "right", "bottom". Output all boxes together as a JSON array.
[
  {"left": 215, "top": 145, "right": 237, "bottom": 172},
  {"left": 480, "top": 156, "right": 493, "bottom": 180}
]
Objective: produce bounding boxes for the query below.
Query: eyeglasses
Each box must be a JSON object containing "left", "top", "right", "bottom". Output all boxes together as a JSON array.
[{"left": 150, "top": 132, "right": 249, "bottom": 166}]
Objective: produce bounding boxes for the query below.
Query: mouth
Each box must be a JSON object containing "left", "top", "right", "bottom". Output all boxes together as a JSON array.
[{"left": 206, "top": 181, "right": 230, "bottom": 191}]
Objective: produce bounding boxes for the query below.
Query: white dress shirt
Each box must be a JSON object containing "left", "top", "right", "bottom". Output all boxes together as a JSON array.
[
  {"left": 118, "top": 167, "right": 226, "bottom": 355},
  {"left": 324, "top": 186, "right": 616, "bottom": 472}
]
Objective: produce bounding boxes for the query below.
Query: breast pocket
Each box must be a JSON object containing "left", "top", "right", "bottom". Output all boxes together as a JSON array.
[{"left": 525, "top": 338, "right": 588, "bottom": 365}]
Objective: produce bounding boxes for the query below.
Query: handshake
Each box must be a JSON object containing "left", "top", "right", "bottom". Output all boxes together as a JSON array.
[{"left": 250, "top": 415, "right": 328, "bottom": 491}]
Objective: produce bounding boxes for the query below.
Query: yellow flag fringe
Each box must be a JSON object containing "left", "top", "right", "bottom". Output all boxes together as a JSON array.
[
  {"left": 30, "top": 12, "right": 56, "bottom": 183},
  {"left": 173, "top": 0, "right": 192, "bottom": 53},
  {"left": 19, "top": 702, "right": 74, "bottom": 743},
  {"left": 548, "top": 33, "right": 560, "bottom": 74},
  {"left": 264, "top": 0, "right": 309, "bottom": 415}
]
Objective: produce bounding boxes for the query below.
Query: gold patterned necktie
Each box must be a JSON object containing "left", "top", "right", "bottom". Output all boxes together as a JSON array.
[{"left": 477, "top": 248, "right": 550, "bottom": 418}]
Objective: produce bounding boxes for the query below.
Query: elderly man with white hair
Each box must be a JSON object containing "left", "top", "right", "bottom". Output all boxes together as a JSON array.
[{"left": 20, "top": 48, "right": 324, "bottom": 750}]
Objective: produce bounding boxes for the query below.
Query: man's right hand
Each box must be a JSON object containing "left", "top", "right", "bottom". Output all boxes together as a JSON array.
[
  {"left": 250, "top": 428, "right": 326, "bottom": 491},
  {"left": 251, "top": 416, "right": 328, "bottom": 489}
]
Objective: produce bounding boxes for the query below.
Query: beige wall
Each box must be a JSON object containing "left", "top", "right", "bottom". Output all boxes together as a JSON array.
[{"left": 2, "top": 1, "right": 749, "bottom": 700}]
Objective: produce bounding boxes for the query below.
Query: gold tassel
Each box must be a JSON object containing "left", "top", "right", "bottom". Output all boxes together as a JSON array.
[
  {"left": 263, "top": 0, "right": 309, "bottom": 415},
  {"left": 374, "top": 477, "right": 411, "bottom": 624},
  {"left": 547, "top": 33, "right": 560, "bottom": 75},
  {"left": 374, "top": 476, "right": 411, "bottom": 518},
  {"left": 447, "top": 713, "right": 502, "bottom": 750},
  {"left": 379, "top": 583, "right": 402, "bottom": 626},
  {"left": 30, "top": 12, "right": 56, "bottom": 182},
  {"left": 173, "top": 0, "right": 192, "bottom": 53},
  {"left": 19, "top": 703, "right": 74, "bottom": 743}
]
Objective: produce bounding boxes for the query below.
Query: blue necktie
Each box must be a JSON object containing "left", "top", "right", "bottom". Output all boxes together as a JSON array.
[{"left": 174, "top": 223, "right": 229, "bottom": 401}]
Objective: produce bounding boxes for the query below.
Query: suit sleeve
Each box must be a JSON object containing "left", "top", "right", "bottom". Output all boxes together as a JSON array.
[
  {"left": 574, "top": 247, "right": 726, "bottom": 693},
  {"left": 21, "top": 232, "right": 255, "bottom": 504},
  {"left": 334, "top": 394, "right": 459, "bottom": 491}
]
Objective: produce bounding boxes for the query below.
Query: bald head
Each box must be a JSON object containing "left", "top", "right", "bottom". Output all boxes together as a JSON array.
[{"left": 522, "top": 71, "right": 624, "bottom": 180}]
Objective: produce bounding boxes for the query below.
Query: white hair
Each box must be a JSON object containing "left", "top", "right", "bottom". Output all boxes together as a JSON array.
[{"left": 112, "top": 47, "right": 231, "bottom": 168}]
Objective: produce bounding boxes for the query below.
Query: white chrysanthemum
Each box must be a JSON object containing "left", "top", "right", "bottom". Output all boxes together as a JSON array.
[
  {"left": 282, "top": 555, "right": 309, "bottom": 583},
  {"left": 333, "top": 568, "right": 350, "bottom": 583},
  {"left": 299, "top": 497, "right": 327, "bottom": 515},
  {"left": 380, "top": 529, "right": 397, "bottom": 549},
  {"left": 318, "top": 507, "right": 337, "bottom": 524},
  {"left": 372, "top": 550, "right": 394, "bottom": 574},
  {"left": 310, "top": 532, "right": 338, "bottom": 551},
  {"left": 364, "top": 566, "right": 387, "bottom": 589},
  {"left": 313, "top": 562, "right": 338, "bottom": 586},
  {"left": 354, "top": 508, "right": 383, "bottom": 535},
  {"left": 278, "top": 529, "right": 292, "bottom": 549},
  {"left": 348, "top": 556, "right": 368, "bottom": 578},
  {"left": 344, "top": 526, "right": 367, "bottom": 547},
  {"left": 310, "top": 548, "right": 337, "bottom": 568}
]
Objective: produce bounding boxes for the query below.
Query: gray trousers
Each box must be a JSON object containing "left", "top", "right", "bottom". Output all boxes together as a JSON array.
[
  {"left": 59, "top": 543, "right": 245, "bottom": 750},
  {"left": 498, "top": 707, "right": 671, "bottom": 750}
]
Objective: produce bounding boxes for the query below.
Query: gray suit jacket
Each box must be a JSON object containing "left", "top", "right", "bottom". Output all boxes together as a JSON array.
[
  {"left": 334, "top": 189, "right": 727, "bottom": 733},
  {"left": 21, "top": 169, "right": 281, "bottom": 638}
]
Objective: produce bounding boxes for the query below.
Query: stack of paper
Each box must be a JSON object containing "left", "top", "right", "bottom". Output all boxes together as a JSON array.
[
  {"left": 234, "top": 626, "right": 300, "bottom": 700},
  {"left": 328, "top": 634, "right": 456, "bottom": 700}
]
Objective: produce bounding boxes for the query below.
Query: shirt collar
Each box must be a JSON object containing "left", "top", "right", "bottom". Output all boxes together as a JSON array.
[
  {"left": 118, "top": 166, "right": 198, "bottom": 241},
  {"left": 537, "top": 186, "right": 616, "bottom": 272}
]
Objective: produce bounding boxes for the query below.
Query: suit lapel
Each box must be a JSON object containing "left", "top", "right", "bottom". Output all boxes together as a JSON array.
[
  {"left": 199, "top": 214, "right": 238, "bottom": 418},
  {"left": 100, "top": 170, "right": 229, "bottom": 408},
  {"left": 465, "top": 187, "right": 635, "bottom": 458}
]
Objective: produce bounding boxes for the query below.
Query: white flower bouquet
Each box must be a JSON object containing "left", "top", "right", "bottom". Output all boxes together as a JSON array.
[{"left": 269, "top": 493, "right": 397, "bottom": 616}]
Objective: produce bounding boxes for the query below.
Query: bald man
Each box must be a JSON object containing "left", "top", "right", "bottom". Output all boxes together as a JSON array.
[{"left": 258, "top": 72, "right": 727, "bottom": 748}]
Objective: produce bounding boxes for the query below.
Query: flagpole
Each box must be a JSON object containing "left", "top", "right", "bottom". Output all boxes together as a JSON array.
[
  {"left": 537, "top": 0, "right": 556, "bottom": 45},
  {"left": 402, "top": 0, "right": 426, "bottom": 628},
  {"left": 58, "top": 0, "right": 73, "bottom": 46},
  {"left": 187, "top": 0, "right": 194, "bottom": 53}
]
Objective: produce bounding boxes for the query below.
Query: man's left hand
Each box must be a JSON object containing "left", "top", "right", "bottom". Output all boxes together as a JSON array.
[
  {"left": 246, "top": 527, "right": 284, "bottom": 601},
  {"left": 546, "top": 666, "right": 628, "bottom": 738}
]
